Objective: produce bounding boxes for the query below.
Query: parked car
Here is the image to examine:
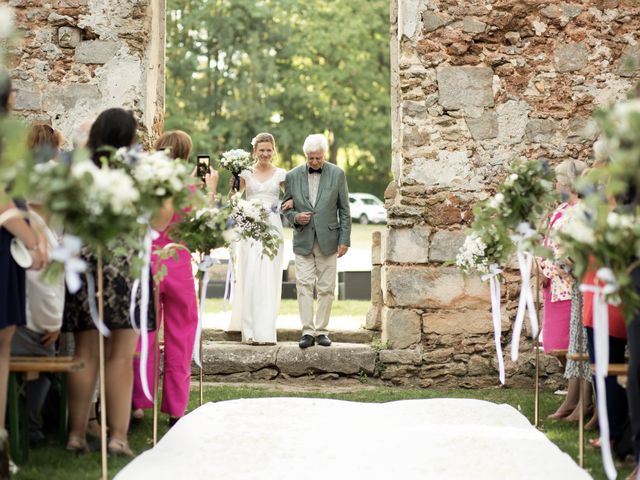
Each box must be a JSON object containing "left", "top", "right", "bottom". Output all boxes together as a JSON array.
[{"left": 348, "top": 193, "right": 387, "bottom": 224}]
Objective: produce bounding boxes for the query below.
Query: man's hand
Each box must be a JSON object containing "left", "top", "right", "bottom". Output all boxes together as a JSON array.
[
  {"left": 294, "top": 212, "right": 313, "bottom": 225},
  {"left": 337, "top": 245, "right": 349, "bottom": 258},
  {"left": 41, "top": 330, "right": 60, "bottom": 348}
]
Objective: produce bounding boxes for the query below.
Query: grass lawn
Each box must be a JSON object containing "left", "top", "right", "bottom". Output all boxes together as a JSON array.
[
  {"left": 204, "top": 298, "right": 370, "bottom": 317},
  {"left": 283, "top": 223, "right": 383, "bottom": 251},
  {"left": 14, "top": 385, "right": 626, "bottom": 480}
]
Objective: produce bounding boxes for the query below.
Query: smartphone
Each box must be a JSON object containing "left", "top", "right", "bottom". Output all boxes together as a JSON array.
[{"left": 196, "top": 155, "right": 210, "bottom": 182}]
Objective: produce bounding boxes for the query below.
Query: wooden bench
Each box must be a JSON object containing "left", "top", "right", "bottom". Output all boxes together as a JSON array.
[
  {"left": 566, "top": 352, "right": 590, "bottom": 362},
  {"left": 8, "top": 356, "right": 85, "bottom": 464}
]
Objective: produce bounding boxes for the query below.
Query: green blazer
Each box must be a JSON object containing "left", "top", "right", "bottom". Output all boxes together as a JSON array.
[{"left": 282, "top": 162, "right": 352, "bottom": 256}]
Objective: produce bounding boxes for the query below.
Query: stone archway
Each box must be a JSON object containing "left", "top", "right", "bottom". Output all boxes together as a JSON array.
[{"left": 9, "top": 0, "right": 640, "bottom": 387}]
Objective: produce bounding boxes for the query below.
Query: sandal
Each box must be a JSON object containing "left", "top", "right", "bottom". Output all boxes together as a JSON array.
[
  {"left": 131, "top": 408, "right": 144, "bottom": 422},
  {"left": 108, "top": 438, "right": 134, "bottom": 457},
  {"left": 87, "top": 417, "right": 102, "bottom": 439},
  {"left": 66, "top": 435, "right": 90, "bottom": 455}
]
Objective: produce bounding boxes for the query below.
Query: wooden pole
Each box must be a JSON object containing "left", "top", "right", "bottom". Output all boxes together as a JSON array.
[
  {"left": 198, "top": 273, "right": 204, "bottom": 406},
  {"left": 97, "top": 250, "right": 108, "bottom": 480},
  {"left": 578, "top": 323, "right": 585, "bottom": 468},
  {"left": 534, "top": 263, "right": 542, "bottom": 428},
  {"left": 152, "top": 286, "right": 161, "bottom": 446}
]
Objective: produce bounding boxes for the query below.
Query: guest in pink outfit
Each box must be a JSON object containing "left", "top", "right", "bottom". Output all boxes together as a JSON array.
[
  {"left": 132, "top": 131, "right": 219, "bottom": 425},
  {"left": 539, "top": 159, "right": 587, "bottom": 420}
]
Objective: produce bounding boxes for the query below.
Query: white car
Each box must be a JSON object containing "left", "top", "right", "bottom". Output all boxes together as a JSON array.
[{"left": 348, "top": 193, "right": 387, "bottom": 224}]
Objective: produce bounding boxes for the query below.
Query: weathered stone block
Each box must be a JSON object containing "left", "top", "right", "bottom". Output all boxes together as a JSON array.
[
  {"left": 406, "top": 152, "right": 483, "bottom": 190},
  {"left": 497, "top": 100, "right": 531, "bottom": 145},
  {"left": 381, "top": 307, "right": 422, "bottom": 349},
  {"left": 371, "top": 230, "right": 382, "bottom": 265},
  {"left": 370, "top": 265, "right": 382, "bottom": 304},
  {"left": 385, "top": 225, "right": 430, "bottom": 263},
  {"left": 422, "top": 12, "right": 451, "bottom": 32},
  {"left": 383, "top": 265, "right": 489, "bottom": 308},
  {"left": 402, "top": 100, "right": 427, "bottom": 116},
  {"left": 201, "top": 343, "right": 277, "bottom": 374},
  {"left": 429, "top": 229, "right": 466, "bottom": 263},
  {"left": 436, "top": 66, "right": 494, "bottom": 110},
  {"left": 466, "top": 110, "right": 498, "bottom": 140},
  {"left": 58, "top": 26, "right": 81, "bottom": 48},
  {"left": 617, "top": 44, "right": 640, "bottom": 77},
  {"left": 276, "top": 343, "right": 376, "bottom": 376},
  {"left": 553, "top": 43, "right": 588, "bottom": 73},
  {"left": 422, "top": 309, "right": 508, "bottom": 335},
  {"left": 467, "top": 355, "right": 492, "bottom": 376},
  {"left": 74, "top": 40, "right": 120, "bottom": 64},
  {"left": 402, "top": 124, "right": 430, "bottom": 147},
  {"left": 462, "top": 17, "right": 486, "bottom": 33},
  {"left": 525, "top": 118, "right": 558, "bottom": 143},
  {"left": 13, "top": 83, "right": 42, "bottom": 111},
  {"left": 43, "top": 84, "right": 99, "bottom": 111},
  {"left": 365, "top": 305, "right": 382, "bottom": 330},
  {"left": 567, "top": 117, "right": 598, "bottom": 144},
  {"left": 379, "top": 348, "right": 422, "bottom": 365}
]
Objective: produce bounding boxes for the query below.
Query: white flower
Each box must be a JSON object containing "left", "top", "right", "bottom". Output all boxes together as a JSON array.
[
  {"left": 561, "top": 208, "right": 595, "bottom": 245},
  {"left": 71, "top": 160, "right": 98, "bottom": 180},
  {"left": 0, "top": 6, "right": 15, "bottom": 39},
  {"left": 607, "top": 211, "right": 635, "bottom": 230}
]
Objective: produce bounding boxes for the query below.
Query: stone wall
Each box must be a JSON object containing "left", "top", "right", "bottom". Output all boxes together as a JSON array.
[
  {"left": 8, "top": 0, "right": 164, "bottom": 147},
  {"left": 381, "top": 0, "right": 640, "bottom": 387}
]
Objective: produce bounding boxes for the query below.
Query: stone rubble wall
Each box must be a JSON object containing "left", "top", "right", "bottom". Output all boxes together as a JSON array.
[
  {"left": 381, "top": 0, "right": 640, "bottom": 387},
  {"left": 8, "top": 0, "right": 164, "bottom": 148}
]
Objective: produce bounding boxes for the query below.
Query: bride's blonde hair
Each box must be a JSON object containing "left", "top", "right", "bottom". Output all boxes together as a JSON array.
[{"left": 251, "top": 132, "right": 278, "bottom": 162}]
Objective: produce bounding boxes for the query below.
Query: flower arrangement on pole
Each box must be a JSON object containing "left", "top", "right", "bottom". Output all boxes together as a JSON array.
[{"left": 456, "top": 159, "right": 557, "bottom": 383}]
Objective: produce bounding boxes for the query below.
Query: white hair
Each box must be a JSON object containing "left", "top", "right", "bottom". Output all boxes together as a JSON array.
[{"left": 302, "top": 134, "right": 328, "bottom": 155}]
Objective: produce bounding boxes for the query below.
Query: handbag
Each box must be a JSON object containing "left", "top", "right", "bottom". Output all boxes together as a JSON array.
[{"left": 10, "top": 238, "right": 33, "bottom": 269}]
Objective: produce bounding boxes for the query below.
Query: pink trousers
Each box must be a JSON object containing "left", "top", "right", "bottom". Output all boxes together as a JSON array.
[{"left": 132, "top": 247, "right": 198, "bottom": 417}]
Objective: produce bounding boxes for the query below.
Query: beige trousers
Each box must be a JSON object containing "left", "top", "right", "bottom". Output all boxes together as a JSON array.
[{"left": 295, "top": 241, "right": 337, "bottom": 336}]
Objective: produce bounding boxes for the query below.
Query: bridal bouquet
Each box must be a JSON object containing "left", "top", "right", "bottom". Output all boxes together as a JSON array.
[
  {"left": 229, "top": 196, "right": 281, "bottom": 260},
  {"left": 220, "top": 149, "right": 254, "bottom": 191}
]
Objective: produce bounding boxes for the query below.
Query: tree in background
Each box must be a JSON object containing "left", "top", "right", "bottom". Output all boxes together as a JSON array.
[{"left": 165, "top": 0, "right": 391, "bottom": 197}]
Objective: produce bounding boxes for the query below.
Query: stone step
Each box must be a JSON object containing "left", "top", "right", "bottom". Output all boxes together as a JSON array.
[
  {"left": 201, "top": 327, "right": 375, "bottom": 344},
  {"left": 195, "top": 341, "right": 377, "bottom": 381}
]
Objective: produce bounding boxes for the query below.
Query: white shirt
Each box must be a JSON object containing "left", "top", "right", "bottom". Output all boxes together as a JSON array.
[
  {"left": 25, "top": 211, "right": 65, "bottom": 333},
  {"left": 307, "top": 168, "right": 321, "bottom": 207}
]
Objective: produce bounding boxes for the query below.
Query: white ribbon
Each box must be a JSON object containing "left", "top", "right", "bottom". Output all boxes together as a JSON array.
[
  {"left": 85, "top": 271, "right": 110, "bottom": 337},
  {"left": 192, "top": 255, "right": 218, "bottom": 367},
  {"left": 137, "top": 228, "right": 159, "bottom": 402},
  {"left": 580, "top": 267, "right": 618, "bottom": 480},
  {"left": 223, "top": 245, "right": 236, "bottom": 308},
  {"left": 482, "top": 265, "right": 505, "bottom": 385},
  {"left": 510, "top": 251, "right": 539, "bottom": 361},
  {"left": 49, "top": 234, "right": 87, "bottom": 294}
]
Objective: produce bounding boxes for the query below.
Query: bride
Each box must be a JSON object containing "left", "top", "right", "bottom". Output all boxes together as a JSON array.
[{"left": 227, "top": 132, "right": 289, "bottom": 344}]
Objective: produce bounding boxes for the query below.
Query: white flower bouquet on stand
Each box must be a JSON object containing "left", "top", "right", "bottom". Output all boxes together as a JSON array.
[{"left": 220, "top": 149, "right": 254, "bottom": 191}]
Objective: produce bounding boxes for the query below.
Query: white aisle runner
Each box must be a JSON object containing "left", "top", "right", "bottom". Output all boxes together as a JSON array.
[{"left": 116, "top": 397, "right": 591, "bottom": 480}]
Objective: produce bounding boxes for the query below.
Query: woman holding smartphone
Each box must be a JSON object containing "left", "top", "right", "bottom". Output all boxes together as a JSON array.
[{"left": 132, "top": 130, "right": 219, "bottom": 426}]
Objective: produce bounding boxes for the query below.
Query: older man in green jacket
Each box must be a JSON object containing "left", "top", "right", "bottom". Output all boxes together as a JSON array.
[{"left": 282, "top": 134, "right": 351, "bottom": 349}]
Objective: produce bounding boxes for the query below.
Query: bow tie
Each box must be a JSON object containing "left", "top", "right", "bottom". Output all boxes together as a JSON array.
[{"left": 308, "top": 167, "right": 322, "bottom": 174}]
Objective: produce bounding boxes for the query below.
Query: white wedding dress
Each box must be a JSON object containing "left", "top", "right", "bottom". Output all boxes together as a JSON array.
[{"left": 227, "top": 168, "right": 286, "bottom": 343}]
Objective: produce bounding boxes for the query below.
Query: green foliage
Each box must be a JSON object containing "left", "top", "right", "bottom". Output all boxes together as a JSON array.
[
  {"left": 168, "top": 204, "right": 230, "bottom": 256},
  {"left": 456, "top": 159, "right": 557, "bottom": 275},
  {"left": 165, "top": 0, "right": 391, "bottom": 197}
]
